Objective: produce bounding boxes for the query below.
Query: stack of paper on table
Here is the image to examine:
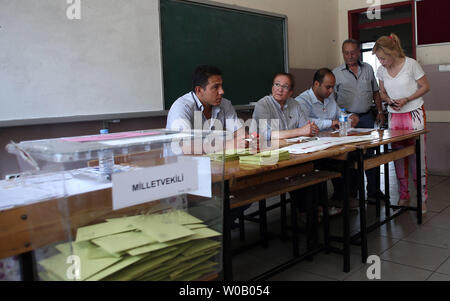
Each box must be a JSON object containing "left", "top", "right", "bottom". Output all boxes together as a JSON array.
[
  {"left": 281, "top": 135, "right": 375, "bottom": 154},
  {"left": 207, "top": 148, "right": 251, "bottom": 162},
  {"left": 38, "top": 210, "right": 221, "bottom": 281},
  {"left": 239, "top": 149, "right": 290, "bottom": 166}
]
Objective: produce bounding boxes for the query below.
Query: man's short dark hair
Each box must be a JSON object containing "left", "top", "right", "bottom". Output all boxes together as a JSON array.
[
  {"left": 342, "top": 39, "right": 360, "bottom": 51},
  {"left": 313, "top": 68, "right": 335, "bottom": 85},
  {"left": 272, "top": 72, "right": 295, "bottom": 91},
  {"left": 192, "top": 65, "right": 222, "bottom": 91}
]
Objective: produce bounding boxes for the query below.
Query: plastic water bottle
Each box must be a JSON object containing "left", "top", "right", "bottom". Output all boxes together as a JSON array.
[
  {"left": 339, "top": 108, "right": 348, "bottom": 136},
  {"left": 98, "top": 129, "right": 114, "bottom": 180}
]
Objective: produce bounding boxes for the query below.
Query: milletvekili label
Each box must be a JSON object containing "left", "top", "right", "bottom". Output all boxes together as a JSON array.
[{"left": 112, "top": 160, "right": 198, "bottom": 210}]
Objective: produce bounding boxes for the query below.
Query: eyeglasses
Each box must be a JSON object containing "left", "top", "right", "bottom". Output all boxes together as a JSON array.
[{"left": 273, "top": 83, "right": 290, "bottom": 91}]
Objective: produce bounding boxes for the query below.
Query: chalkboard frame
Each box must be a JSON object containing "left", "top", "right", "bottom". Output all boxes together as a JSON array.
[{"left": 160, "top": 0, "right": 289, "bottom": 109}]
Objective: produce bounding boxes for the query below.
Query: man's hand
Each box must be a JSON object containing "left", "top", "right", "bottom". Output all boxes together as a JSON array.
[
  {"left": 349, "top": 114, "right": 359, "bottom": 128},
  {"left": 300, "top": 121, "right": 319, "bottom": 136},
  {"left": 376, "top": 112, "right": 386, "bottom": 127},
  {"left": 331, "top": 120, "right": 340, "bottom": 130}
]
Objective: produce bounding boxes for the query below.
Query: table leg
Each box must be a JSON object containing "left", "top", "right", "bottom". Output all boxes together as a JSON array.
[
  {"left": 416, "top": 138, "right": 423, "bottom": 225},
  {"left": 280, "top": 193, "right": 287, "bottom": 242},
  {"left": 383, "top": 144, "right": 391, "bottom": 218},
  {"left": 259, "top": 199, "right": 268, "bottom": 248},
  {"left": 343, "top": 160, "right": 351, "bottom": 272},
  {"left": 19, "top": 251, "right": 35, "bottom": 281},
  {"left": 321, "top": 182, "right": 330, "bottom": 254},
  {"left": 290, "top": 194, "right": 300, "bottom": 257},
  {"left": 223, "top": 180, "right": 233, "bottom": 281},
  {"left": 239, "top": 212, "right": 245, "bottom": 242},
  {"left": 375, "top": 146, "right": 381, "bottom": 217},
  {"left": 358, "top": 150, "right": 368, "bottom": 263}
]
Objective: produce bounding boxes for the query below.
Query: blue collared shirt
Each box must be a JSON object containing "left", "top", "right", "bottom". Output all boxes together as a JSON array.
[
  {"left": 166, "top": 92, "right": 242, "bottom": 132},
  {"left": 296, "top": 88, "right": 342, "bottom": 131}
]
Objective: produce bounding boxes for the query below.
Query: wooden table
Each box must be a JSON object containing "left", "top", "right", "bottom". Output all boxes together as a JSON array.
[
  {"left": 219, "top": 144, "right": 356, "bottom": 281},
  {"left": 1, "top": 129, "right": 427, "bottom": 280},
  {"left": 324, "top": 129, "right": 428, "bottom": 272}
]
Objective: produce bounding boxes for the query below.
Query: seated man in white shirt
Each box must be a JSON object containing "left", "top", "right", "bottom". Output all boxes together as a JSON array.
[
  {"left": 167, "top": 65, "right": 242, "bottom": 133},
  {"left": 166, "top": 65, "right": 247, "bottom": 227},
  {"left": 296, "top": 68, "right": 360, "bottom": 209},
  {"left": 296, "top": 68, "right": 359, "bottom": 131}
]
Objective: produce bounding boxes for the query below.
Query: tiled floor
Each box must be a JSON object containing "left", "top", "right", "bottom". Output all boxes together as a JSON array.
[{"left": 231, "top": 162, "right": 450, "bottom": 281}]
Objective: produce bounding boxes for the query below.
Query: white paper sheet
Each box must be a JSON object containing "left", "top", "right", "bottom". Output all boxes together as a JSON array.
[{"left": 281, "top": 135, "right": 375, "bottom": 154}]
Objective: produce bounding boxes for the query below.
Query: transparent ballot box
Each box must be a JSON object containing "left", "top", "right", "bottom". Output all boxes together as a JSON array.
[{"left": 3, "top": 129, "right": 226, "bottom": 281}]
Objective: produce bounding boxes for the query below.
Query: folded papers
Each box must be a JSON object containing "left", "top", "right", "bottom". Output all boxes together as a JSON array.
[
  {"left": 207, "top": 148, "right": 251, "bottom": 162},
  {"left": 37, "top": 210, "right": 221, "bottom": 281},
  {"left": 239, "top": 150, "right": 290, "bottom": 166}
]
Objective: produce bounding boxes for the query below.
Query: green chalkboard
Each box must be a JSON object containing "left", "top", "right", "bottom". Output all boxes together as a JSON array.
[{"left": 160, "top": 0, "right": 287, "bottom": 109}]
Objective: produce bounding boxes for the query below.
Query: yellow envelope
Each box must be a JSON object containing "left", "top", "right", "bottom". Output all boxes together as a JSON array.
[
  {"left": 75, "top": 219, "right": 136, "bottom": 242},
  {"left": 189, "top": 227, "right": 221, "bottom": 240},
  {"left": 85, "top": 254, "right": 145, "bottom": 281},
  {"left": 183, "top": 239, "right": 221, "bottom": 257},
  {"left": 185, "top": 224, "right": 208, "bottom": 230},
  {"left": 126, "top": 236, "right": 193, "bottom": 256},
  {"left": 39, "top": 248, "right": 121, "bottom": 281},
  {"left": 131, "top": 216, "right": 194, "bottom": 243},
  {"left": 91, "top": 231, "right": 156, "bottom": 254}
]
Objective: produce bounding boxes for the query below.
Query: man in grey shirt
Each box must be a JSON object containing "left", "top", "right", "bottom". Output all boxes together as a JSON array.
[
  {"left": 251, "top": 72, "right": 318, "bottom": 140},
  {"left": 333, "top": 39, "right": 385, "bottom": 200}
]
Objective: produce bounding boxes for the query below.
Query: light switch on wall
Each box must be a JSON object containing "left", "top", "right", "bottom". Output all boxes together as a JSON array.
[{"left": 438, "top": 65, "right": 450, "bottom": 72}]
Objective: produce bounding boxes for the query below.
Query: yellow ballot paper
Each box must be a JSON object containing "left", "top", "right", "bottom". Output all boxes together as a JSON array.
[
  {"left": 150, "top": 210, "right": 204, "bottom": 225},
  {"left": 131, "top": 215, "right": 195, "bottom": 243},
  {"left": 91, "top": 231, "right": 157, "bottom": 254},
  {"left": 39, "top": 210, "right": 220, "bottom": 281},
  {"left": 189, "top": 227, "right": 221, "bottom": 240},
  {"left": 39, "top": 242, "right": 121, "bottom": 281},
  {"left": 76, "top": 219, "right": 136, "bottom": 242},
  {"left": 126, "top": 235, "right": 193, "bottom": 256},
  {"left": 85, "top": 254, "right": 145, "bottom": 281},
  {"left": 183, "top": 239, "right": 221, "bottom": 257},
  {"left": 185, "top": 223, "right": 208, "bottom": 230}
]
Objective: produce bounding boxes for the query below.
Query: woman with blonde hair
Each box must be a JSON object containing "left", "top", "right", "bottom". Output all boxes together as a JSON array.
[{"left": 372, "top": 33, "right": 430, "bottom": 213}]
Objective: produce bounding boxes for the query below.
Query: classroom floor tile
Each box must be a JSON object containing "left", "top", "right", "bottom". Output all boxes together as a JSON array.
[
  {"left": 435, "top": 257, "right": 450, "bottom": 275},
  {"left": 402, "top": 225, "right": 450, "bottom": 249},
  {"left": 344, "top": 260, "right": 432, "bottom": 281},
  {"left": 427, "top": 273, "right": 450, "bottom": 281},
  {"left": 380, "top": 240, "right": 450, "bottom": 271},
  {"left": 231, "top": 171, "right": 450, "bottom": 281}
]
